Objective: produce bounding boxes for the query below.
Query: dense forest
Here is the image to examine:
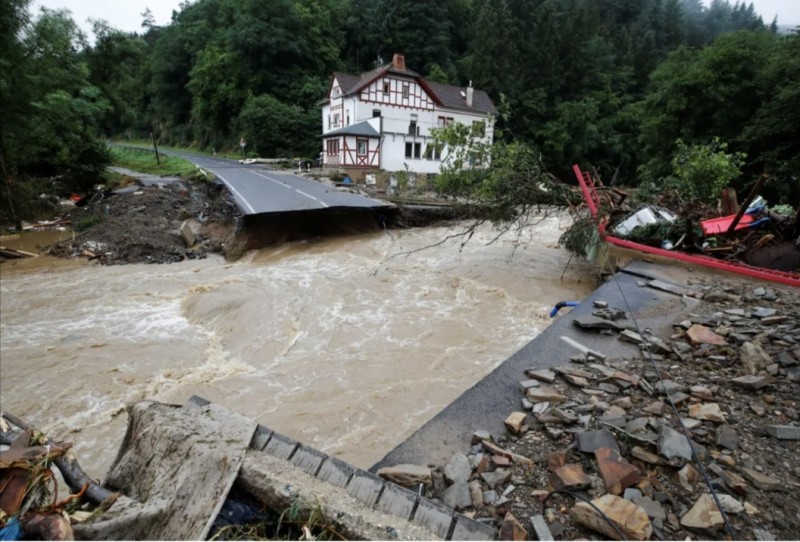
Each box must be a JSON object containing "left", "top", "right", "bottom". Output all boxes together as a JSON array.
[{"left": 1, "top": 0, "right": 798, "bottom": 224}]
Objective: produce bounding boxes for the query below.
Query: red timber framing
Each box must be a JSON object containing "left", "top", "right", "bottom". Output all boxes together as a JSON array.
[
  {"left": 342, "top": 136, "right": 380, "bottom": 168},
  {"left": 359, "top": 76, "right": 436, "bottom": 111}
]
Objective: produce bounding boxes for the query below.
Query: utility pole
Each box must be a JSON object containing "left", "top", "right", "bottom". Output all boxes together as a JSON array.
[{"left": 150, "top": 123, "right": 161, "bottom": 165}]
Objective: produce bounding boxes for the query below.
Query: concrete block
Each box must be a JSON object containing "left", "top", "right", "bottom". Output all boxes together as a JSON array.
[
  {"left": 316, "top": 456, "right": 355, "bottom": 488},
  {"left": 530, "top": 514, "right": 554, "bottom": 540},
  {"left": 289, "top": 445, "right": 327, "bottom": 476},
  {"left": 375, "top": 482, "right": 418, "bottom": 520},
  {"left": 450, "top": 514, "right": 496, "bottom": 540},
  {"left": 412, "top": 498, "right": 454, "bottom": 540},
  {"left": 262, "top": 432, "right": 298, "bottom": 460},
  {"left": 766, "top": 425, "right": 800, "bottom": 440},
  {"left": 346, "top": 470, "right": 384, "bottom": 508},
  {"left": 249, "top": 425, "right": 273, "bottom": 451}
]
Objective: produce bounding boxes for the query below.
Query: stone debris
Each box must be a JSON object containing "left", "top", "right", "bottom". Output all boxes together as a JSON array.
[
  {"left": 499, "top": 512, "right": 527, "bottom": 541},
  {"left": 594, "top": 447, "right": 641, "bottom": 495},
  {"left": 525, "top": 369, "right": 556, "bottom": 383},
  {"left": 575, "top": 429, "right": 620, "bottom": 453},
  {"left": 503, "top": 412, "right": 527, "bottom": 434},
  {"left": 765, "top": 424, "right": 800, "bottom": 440},
  {"left": 741, "top": 468, "right": 782, "bottom": 492},
  {"left": 375, "top": 464, "right": 431, "bottom": 487},
  {"left": 550, "top": 464, "right": 591, "bottom": 490},
  {"left": 526, "top": 388, "right": 568, "bottom": 404},
  {"left": 658, "top": 426, "right": 693, "bottom": 462},
  {"left": 686, "top": 324, "right": 728, "bottom": 346},
  {"left": 417, "top": 278, "right": 799, "bottom": 541},
  {"left": 443, "top": 453, "right": 471, "bottom": 484},
  {"left": 688, "top": 402, "right": 726, "bottom": 422},
  {"left": 680, "top": 493, "right": 725, "bottom": 530},
  {"left": 571, "top": 494, "right": 652, "bottom": 540}
]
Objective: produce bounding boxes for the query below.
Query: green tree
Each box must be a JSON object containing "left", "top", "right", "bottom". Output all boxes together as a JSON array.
[
  {"left": 1, "top": 4, "right": 110, "bottom": 223},
  {"left": 236, "top": 94, "right": 319, "bottom": 158}
]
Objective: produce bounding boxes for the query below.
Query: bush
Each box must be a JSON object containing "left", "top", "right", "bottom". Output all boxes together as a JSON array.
[{"left": 662, "top": 138, "right": 745, "bottom": 206}]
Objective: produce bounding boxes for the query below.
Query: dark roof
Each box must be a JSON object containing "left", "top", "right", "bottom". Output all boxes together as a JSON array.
[
  {"left": 333, "top": 71, "right": 361, "bottom": 94},
  {"left": 321, "top": 120, "right": 380, "bottom": 138},
  {"left": 327, "top": 64, "right": 496, "bottom": 115},
  {"left": 426, "top": 81, "right": 496, "bottom": 114}
]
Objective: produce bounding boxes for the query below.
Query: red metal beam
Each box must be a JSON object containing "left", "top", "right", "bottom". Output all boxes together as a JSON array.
[{"left": 572, "top": 165, "right": 800, "bottom": 287}]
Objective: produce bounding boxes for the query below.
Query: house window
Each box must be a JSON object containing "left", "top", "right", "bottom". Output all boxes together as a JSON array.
[
  {"left": 425, "top": 143, "right": 442, "bottom": 161},
  {"left": 333, "top": 113, "right": 340, "bottom": 127},
  {"left": 327, "top": 115, "right": 331, "bottom": 129},
  {"left": 408, "top": 120, "right": 417, "bottom": 136},
  {"left": 402, "top": 84, "right": 409, "bottom": 99},
  {"left": 326, "top": 139, "right": 339, "bottom": 156},
  {"left": 332, "top": 87, "right": 340, "bottom": 98},
  {"left": 383, "top": 81, "right": 390, "bottom": 95},
  {"left": 346, "top": 110, "right": 350, "bottom": 125},
  {"left": 373, "top": 109, "right": 381, "bottom": 118},
  {"left": 357, "top": 139, "right": 367, "bottom": 156},
  {"left": 472, "top": 120, "right": 486, "bottom": 137},
  {"left": 438, "top": 116, "right": 454, "bottom": 127},
  {"left": 405, "top": 142, "right": 421, "bottom": 159}
]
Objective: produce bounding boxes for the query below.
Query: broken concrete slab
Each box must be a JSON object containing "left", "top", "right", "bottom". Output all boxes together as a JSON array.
[{"left": 74, "top": 401, "right": 256, "bottom": 541}]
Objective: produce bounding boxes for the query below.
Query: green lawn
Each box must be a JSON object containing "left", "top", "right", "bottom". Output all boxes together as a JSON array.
[{"left": 109, "top": 146, "right": 203, "bottom": 178}]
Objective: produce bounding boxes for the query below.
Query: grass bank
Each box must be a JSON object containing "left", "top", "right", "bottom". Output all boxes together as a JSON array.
[{"left": 109, "top": 146, "right": 205, "bottom": 179}]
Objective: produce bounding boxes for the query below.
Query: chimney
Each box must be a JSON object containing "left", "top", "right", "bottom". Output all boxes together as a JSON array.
[
  {"left": 466, "top": 80, "right": 474, "bottom": 107},
  {"left": 392, "top": 53, "right": 406, "bottom": 71}
]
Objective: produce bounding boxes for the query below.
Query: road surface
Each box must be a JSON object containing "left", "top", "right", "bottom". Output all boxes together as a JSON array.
[{"left": 175, "top": 153, "right": 389, "bottom": 216}]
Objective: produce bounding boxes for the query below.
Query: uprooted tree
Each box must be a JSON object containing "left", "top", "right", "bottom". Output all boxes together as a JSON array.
[{"left": 428, "top": 118, "right": 579, "bottom": 250}]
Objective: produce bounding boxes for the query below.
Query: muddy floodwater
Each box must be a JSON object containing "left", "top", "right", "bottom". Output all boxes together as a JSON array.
[{"left": 1, "top": 218, "right": 594, "bottom": 479}]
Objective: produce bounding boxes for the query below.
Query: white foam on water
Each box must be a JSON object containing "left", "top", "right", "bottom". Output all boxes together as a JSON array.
[{"left": 2, "top": 219, "right": 595, "bottom": 473}]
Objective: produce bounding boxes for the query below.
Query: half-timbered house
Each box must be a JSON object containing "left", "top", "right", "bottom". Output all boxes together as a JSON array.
[{"left": 320, "top": 53, "right": 496, "bottom": 184}]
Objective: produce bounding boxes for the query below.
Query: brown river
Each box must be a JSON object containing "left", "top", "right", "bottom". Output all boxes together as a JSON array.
[{"left": 0, "top": 218, "right": 593, "bottom": 479}]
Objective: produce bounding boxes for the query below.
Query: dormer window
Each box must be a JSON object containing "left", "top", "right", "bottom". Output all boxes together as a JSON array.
[
  {"left": 383, "top": 81, "right": 390, "bottom": 95},
  {"left": 402, "top": 84, "right": 410, "bottom": 99}
]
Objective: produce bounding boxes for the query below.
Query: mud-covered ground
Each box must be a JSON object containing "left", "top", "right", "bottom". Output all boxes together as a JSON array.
[{"left": 49, "top": 179, "right": 240, "bottom": 265}]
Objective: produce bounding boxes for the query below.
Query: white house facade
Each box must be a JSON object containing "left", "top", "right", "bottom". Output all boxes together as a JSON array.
[{"left": 320, "top": 54, "right": 496, "bottom": 182}]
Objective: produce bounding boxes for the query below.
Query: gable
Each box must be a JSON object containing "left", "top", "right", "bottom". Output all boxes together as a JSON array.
[{"left": 358, "top": 75, "right": 436, "bottom": 110}]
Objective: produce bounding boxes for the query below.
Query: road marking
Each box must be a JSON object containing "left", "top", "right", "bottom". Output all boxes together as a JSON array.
[
  {"left": 251, "top": 170, "right": 329, "bottom": 208},
  {"left": 560, "top": 336, "right": 607, "bottom": 361},
  {"left": 212, "top": 170, "right": 256, "bottom": 214}
]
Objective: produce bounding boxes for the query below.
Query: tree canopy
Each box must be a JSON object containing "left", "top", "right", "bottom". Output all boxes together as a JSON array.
[{"left": 2, "top": 0, "right": 798, "bottom": 224}]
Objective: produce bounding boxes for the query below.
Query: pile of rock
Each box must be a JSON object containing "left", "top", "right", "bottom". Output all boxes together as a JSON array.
[{"left": 377, "top": 279, "right": 799, "bottom": 540}]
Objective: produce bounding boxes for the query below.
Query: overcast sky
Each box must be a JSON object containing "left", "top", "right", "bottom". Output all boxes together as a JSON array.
[{"left": 32, "top": 0, "right": 800, "bottom": 37}]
